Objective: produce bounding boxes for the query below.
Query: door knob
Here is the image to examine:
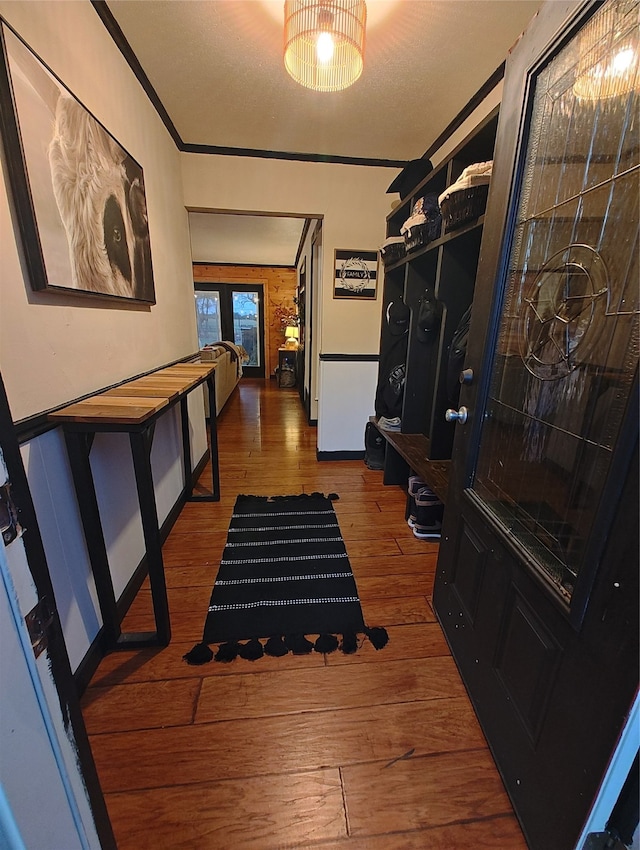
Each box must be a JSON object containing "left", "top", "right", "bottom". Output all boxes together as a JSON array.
[{"left": 445, "top": 406, "right": 468, "bottom": 424}]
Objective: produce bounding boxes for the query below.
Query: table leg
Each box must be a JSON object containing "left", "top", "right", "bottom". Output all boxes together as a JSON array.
[
  {"left": 63, "top": 430, "right": 121, "bottom": 648},
  {"left": 129, "top": 425, "right": 171, "bottom": 647},
  {"left": 180, "top": 397, "right": 193, "bottom": 498},
  {"left": 206, "top": 374, "right": 220, "bottom": 501},
  {"left": 185, "top": 373, "right": 220, "bottom": 502}
]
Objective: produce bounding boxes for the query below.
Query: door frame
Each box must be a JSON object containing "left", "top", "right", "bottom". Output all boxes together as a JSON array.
[
  {"left": 308, "top": 221, "right": 323, "bottom": 424},
  {"left": 0, "top": 372, "right": 116, "bottom": 848},
  {"left": 433, "top": 2, "right": 639, "bottom": 847}
]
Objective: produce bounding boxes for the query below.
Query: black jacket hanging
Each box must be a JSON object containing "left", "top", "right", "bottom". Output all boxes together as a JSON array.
[
  {"left": 375, "top": 332, "right": 409, "bottom": 419},
  {"left": 447, "top": 305, "right": 472, "bottom": 405}
]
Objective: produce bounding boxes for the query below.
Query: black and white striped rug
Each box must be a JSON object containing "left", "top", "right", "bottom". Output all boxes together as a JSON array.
[{"left": 184, "top": 493, "right": 388, "bottom": 664}]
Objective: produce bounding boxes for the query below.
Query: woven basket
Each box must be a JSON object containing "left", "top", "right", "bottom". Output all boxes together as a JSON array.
[
  {"left": 441, "top": 184, "right": 489, "bottom": 232},
  {"left": 381, "top": 240, "right": 406, "bottom": 266},
  {"left": 404, "top": 217, "right": 441, "bottom": 252},
  {"left": 402, "top": 193, "right": 442, "bottom": 252}
]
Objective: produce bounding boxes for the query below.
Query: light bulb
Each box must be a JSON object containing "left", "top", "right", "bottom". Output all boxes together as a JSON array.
[
  {"left": 612, "top": 47, "right": 635, "bottom": 75},
  {"left": 316, "top": 31, "right": 334, "bottom": 64}
]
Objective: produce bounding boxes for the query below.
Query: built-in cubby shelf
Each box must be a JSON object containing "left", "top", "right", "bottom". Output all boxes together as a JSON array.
[
  {"left": 369, "top": 418, "right": 450, "bottom": 504},
  {"left": 374, "top": 106, "right": 499, "bottom": 498}
]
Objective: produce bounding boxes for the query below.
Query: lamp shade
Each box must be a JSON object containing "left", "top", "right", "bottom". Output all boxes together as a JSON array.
[
  {"left": 285, "top": 325, "right": 299, "bottom": 340},
  {"left": 573, "top": 0, "right": 639, "bottom": 100},
  {"left": 284, "top": 0, "right": 367, "bottom": 92}
]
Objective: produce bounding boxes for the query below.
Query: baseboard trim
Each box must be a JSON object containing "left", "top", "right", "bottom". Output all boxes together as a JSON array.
[
  {"left": 316, "top": 450, "right": 365, "bottom": 462},
  {"left": 73, "top": 447, "right": 210, "bottom": 695}
]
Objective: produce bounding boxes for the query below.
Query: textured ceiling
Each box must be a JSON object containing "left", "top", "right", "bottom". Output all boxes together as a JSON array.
[
  {"left": 106, "top": 0, "right": 544, "bottom": 161},
  {"left": 104, "top": 0, "right": 545, "bottom": 264}
]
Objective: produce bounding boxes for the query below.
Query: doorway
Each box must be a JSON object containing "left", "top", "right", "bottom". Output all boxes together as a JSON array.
[{"left": 194, "top": 283, "right": 266, "bottom": 378}]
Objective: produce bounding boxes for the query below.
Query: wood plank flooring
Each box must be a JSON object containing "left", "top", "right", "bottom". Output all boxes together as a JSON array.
[{"left": 82, "top": 379, "right": 528, "bottom": 849}]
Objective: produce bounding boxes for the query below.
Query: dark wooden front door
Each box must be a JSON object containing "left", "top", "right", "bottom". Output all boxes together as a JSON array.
[{"left": 433, "top": 2, "right": 639, "bottom": 849}]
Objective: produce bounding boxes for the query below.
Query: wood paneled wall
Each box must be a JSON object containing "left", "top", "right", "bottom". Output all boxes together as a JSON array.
[{"left": 193, "top": 265, "right": 298, "bottom": 378}]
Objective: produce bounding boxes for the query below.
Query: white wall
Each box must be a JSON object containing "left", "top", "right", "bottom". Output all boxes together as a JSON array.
[
  {"left": 318, "top": 360, "right": 379, "bottom": 453},
  {"left": 0, "top": 0, "right": 207, "bottom": 671}
]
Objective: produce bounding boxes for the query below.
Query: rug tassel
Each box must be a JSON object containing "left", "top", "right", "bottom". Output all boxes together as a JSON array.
[
  {"left": 341, "top": 632, "right": 358, "bottom": 654},
  {"left": 238, "top": 637, "right": 264, "bottom": 661},
  {"left": 183, "top": 642, "right": 213, "bottom": 665},
  {"left": 264, "top": 635, "right": 289, "bottom": 657},
  {"left": 365, "top": 626, "right": 389, "bottom": 650},
  {"left": 285, "top": 634, "right": 314, "bottom": 655},
  {"left": 328, "top": 493, "right": 339, "bottom": 501},
  {"left": 214, "top": 641, "right": 240, "bottom": 662},
  {"left": 314, "top": 633, "right": 339, "bottom": 654}
]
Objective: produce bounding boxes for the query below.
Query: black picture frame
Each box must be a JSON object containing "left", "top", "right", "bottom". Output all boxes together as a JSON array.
[
  {"left": 333, "top": 249, "right": 378, "bottom": 300},
  {"left": 0, "top": 21, "right": 156, "bottom": 304}
]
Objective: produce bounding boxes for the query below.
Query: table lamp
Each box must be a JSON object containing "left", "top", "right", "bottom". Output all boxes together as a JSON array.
[{"left": 284, "top": 326, "right": 299, "bottom": 349}]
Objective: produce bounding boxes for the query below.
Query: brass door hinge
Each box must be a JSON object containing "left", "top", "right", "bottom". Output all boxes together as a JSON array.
[{"left": 25, "top": 596, "right": 55, "bottom": 659}]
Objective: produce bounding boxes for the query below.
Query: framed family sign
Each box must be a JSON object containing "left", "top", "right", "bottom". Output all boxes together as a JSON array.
[
  {"left": 333, "top": 249, "right": 378, "bottom": 300},
  {"left": 0, "top": 22, "right": 156, "bottom": 304}
]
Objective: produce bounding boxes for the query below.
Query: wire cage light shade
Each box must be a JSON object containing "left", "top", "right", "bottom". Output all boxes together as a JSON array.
[
  {"left": 573, "top": 0, "right": 639, "bottom": 100},
  {"left": 284, "top": 0, "right": 367, "bottom": 92}
]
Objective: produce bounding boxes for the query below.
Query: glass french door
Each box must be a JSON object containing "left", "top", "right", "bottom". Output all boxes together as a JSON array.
[
  {"left": 195, "top": 289, "right": 222, "bottom": 349},
  {"left": 194, "top": 283, "right": 265, "bottom": 377}
]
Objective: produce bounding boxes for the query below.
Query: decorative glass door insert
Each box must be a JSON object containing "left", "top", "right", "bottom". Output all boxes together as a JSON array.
[{"left": 473, "top": 0, "right": 639, "bottom": 603}]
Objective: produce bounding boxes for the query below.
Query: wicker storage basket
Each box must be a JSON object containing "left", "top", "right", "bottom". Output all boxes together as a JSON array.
[
  {"left": 402, "top": 194, "right": 442, "bottom": 252},
  {"left": 380, "top": 238, "right": 406, "bottom": 266},
  {"left": 404, "top": 219, "right": 441, "bottom": 252},
  {"left": 440, "top": 183, "right": 489, "bottom": 233}
]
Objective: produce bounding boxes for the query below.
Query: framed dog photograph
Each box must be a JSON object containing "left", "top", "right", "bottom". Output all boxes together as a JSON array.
[
  {"left": 333, "top": 249, "right": 378, "bottom": 300},
  {"left": 0, "top": 22, "right": 156, "bottom": 304}
]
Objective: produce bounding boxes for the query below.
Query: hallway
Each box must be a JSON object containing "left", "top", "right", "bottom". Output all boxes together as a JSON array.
[{"left": 81, "top": 379, "right": 527, "bottom": 849}]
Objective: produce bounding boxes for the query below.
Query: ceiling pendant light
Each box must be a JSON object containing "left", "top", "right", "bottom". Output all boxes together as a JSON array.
[
  {"left": 284, "top": 0, "right": 367, "bottom": 92},
  {"left": 573, "top": 0, "right": 639, "bottom": 100}
]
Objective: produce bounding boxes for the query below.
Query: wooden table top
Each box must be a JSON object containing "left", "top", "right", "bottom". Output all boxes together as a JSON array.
[
  {"left": 108, "top": 375, "right": 201, "bottom": 394},
  {"left": 48, "top": 362, "right": 216, "bottom": 427},
  {"left": 101, "top": 382, "right": 183, "bottom": 401},
  {"left": 161, "top": 363, "right": 216, "bottom": 377},
  {"left": 48, "top": 395, "right": 170, "bottom": 425}
]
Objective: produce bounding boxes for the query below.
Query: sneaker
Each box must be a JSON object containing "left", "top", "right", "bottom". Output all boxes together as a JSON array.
[
  {"left": 413, "top": 486, "right": 444, "bottom": 540},
  {"left": 408, "top": 475, "right": 427, "bottom": 497},
  {"left": 413, "top": 524, "right": 442, "bottom": 540},
  {"left": 378, "top": 416, "right": 402, "bottom": 431},
  {"left": 407, "top": 476, "right": 428, "bottom": 528}
]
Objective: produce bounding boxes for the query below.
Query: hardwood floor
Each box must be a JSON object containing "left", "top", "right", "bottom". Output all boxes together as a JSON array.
[{"left": 82, "top": 379, "right": 528, "bottom": 849}]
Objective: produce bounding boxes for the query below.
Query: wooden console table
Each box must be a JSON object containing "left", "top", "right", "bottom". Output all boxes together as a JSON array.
[{"left": 48, "top": 362, "right": 219, "bottom": 650}]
